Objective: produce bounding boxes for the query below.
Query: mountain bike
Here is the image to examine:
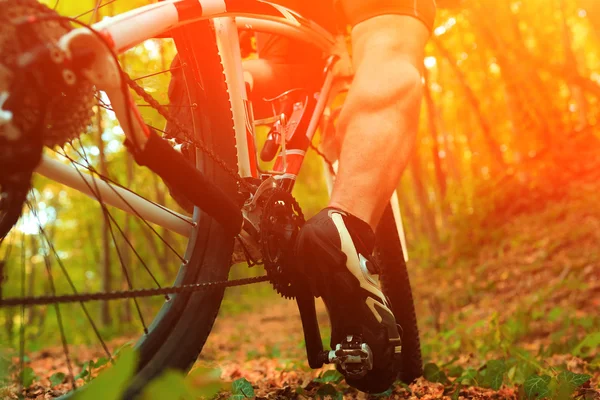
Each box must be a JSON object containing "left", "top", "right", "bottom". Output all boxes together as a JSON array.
[{"left": 0, "top": 0, "right": 422, "bottom": 397}]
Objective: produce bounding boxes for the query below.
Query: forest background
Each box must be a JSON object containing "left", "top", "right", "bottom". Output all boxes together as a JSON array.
[{"left": 1, "top": 0, "right": 600, "bottom": 398}]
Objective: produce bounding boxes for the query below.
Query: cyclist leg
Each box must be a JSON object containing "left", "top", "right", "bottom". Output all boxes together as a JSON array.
[
  {"left": 295, "top": 0, "right": 436, "bottom": 393},
  {"left": 331, "top": 5, "right": 435, "bottom": 229}
]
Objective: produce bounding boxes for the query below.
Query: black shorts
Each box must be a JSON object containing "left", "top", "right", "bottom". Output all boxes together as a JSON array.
[
  {"left": 338, "top": 0, "right": 437, "bottom": 33},
  {"left": 257, "top": 0, "right": 437, "bottom": 62}
]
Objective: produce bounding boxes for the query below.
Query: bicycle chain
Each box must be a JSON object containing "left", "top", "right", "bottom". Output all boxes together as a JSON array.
[
  {"left": 123, "top": 74, "right": 255, "bottom": 192},
  {"left": 0, "top": 28, "right": 335, "bottom": 307},
  {"left": 0, "top": 275, "right": 270, "bottom": 307}
]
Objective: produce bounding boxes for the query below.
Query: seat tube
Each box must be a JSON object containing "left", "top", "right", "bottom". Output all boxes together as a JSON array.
[{"left": 213, "top": 17, "right": 259, "bottom": 178}]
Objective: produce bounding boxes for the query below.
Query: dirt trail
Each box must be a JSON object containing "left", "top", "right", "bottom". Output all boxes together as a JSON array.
[{"left": 7, "top": 296, "right": 597, "bottom": 399}]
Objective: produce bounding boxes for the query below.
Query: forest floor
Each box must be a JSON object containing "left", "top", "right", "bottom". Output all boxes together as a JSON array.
[{"left": 3, "top": 189, "right": 600, "bottom": 399}]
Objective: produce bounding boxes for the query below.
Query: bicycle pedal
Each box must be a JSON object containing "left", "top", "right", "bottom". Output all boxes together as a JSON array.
[{"left": 322, "top": 335, "right": 373, "bottom": 379}]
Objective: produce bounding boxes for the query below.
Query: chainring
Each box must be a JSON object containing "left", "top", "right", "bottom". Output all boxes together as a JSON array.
[{"left": 260, "top": 189, "right": 305, "bottom": 298}]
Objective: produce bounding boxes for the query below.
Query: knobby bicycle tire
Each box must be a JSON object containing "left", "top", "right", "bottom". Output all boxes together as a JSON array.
[
  {"left": 53, "top": 21, "right": 239, "bottom": 399},
  {"left": 376, "top": 205, "right": 423, "bottom": 383},
  {"left": 122, "top": 21, "right": 239, "bottom": 398}
]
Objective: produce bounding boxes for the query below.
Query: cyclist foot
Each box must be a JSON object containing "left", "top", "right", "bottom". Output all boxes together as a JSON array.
[{"left": 295, "top": 207, "right": 401, "bottom": 393}]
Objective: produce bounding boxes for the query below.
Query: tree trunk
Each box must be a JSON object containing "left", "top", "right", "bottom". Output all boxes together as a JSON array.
[
  {"left": 432, "top": 37, "right": 506, "bottom": 172},
  {"left": 26, "top": 235, "right": 38, "bottom": 325},
  {"left": 423, "top": 69, "right": 449, "bottom": 223},
  {"left": 409, "top": 150, "right": 440, "bottom": 248},
  {"left": 577, "top": 0, "right": 600, "bottom": 37},
  {"left": 561, "top": 0, "right": 588, "bottom": 130},
  {"left": 470, "top": 2, "right": 562, "bottom": 150}
]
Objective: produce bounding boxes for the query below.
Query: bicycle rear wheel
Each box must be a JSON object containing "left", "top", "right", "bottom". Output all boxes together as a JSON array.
[{"left": 0, "top": 3, "right": 239, "bottom": 398}]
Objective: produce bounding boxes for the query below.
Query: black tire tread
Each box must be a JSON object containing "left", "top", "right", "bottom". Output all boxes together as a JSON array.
[
  {"left": 375, "top": 205, "right": 423, "bottom": 383},
  {"left": 123, "top": 21, "right": 238, "bottom": 398}
]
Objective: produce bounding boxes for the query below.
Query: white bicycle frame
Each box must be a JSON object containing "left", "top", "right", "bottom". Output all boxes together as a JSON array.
[{"left": 34, "top": 0, "right": 409, "bottom": 260}]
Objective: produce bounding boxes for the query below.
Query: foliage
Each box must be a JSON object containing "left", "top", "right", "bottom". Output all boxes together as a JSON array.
[
  {"left": 49, "top": 372, "right": 66, "bottom": 387},
  {"left": 229, "top": 377, "right": 255, "bottom": 399},
  {"left": 2, "top": 0, "right": 600, "bottom": 398},
  {"left": 421, "top": 357, "right": 592, "bottom": 400},
  {"left": 74, "top": 347, "right": 137, "bottom": 400}
]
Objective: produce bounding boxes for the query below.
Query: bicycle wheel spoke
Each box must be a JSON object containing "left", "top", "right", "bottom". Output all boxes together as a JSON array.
[
  {"left": 88, "top": 0, "right": 104, "bottom": 24},
  {"left": 19, "top": 231, "right": 26, "bottom": 392},
  {"left": 61, "top": 143, "right": 151, "bottom": 330},
  {"left": 57, "top": 144, "right": 189, "bottom": 262},
  {"left": 106, "top": 210, "right": 167, "bottom": 292},
  {"left": 137, "top": 104, "right": 196, "bottom": 108},
  {"left": 133, "top": 64, "right": 184, "bottom": 82},
  {"left": 103, "top": 207, "right": 149, "bottom": 333},
  {"left": 67, "top": 140, "right": 186, "bottom": 262},
  {"left": 65, "top": 139, "right": 180, "bottom": 315},
  {"left": 40, "top": 238, "right": 76, "bottom": 390},
  {"left": 97, "top": 103, "right": 114, "bottom": 113},
  {"left": 54, "top": 147, "right": 190, "bottom": 226},
  {"left": 25, "top": 199, "right": 113, "bottom": 363},
  {"left": 72, "top": 0, "right": 118, "bottom": 20}
]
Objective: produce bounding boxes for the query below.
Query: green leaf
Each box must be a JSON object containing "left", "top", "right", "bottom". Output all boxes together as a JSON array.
[
  {"left": 73, "top": 347, "right": 138, "bottom": 400},
  {"left": 141, "top": 369, "right": 195, "bottom": 400},
  {"left": 315, "top": 370, "right": 344, "bottom": 384},
  {"left": 483, "top": 359, "right": 506, "bottom": 390},
  {"left": 523, "top": 374, "right": 551, "bottom": 399},
  {"left": 21, "top": 367, "right": 37, "bottom": 387},
  {"left": 50, "top": 372, "right": 66, "bottom": 387},
  {"left": 372, "top": 387, "right": 393, "bottom": 397},
  {"left": 555, "top": 370, "right": 591, "bottom": 399},
  {"left": 457, "top": 367, "right": 478, "bottom": 386},
  {"left": 448, "top": 365, "right": 464, "bottom": 378},
  {"left": 398, "top": 381, "right": 413, "bottom": 394},
  {"left": 112, "top": 341, "right": 135, "bottom": 358},
  {"left": 451, "top": 387, "right": 461, "bottom": 400},
  {"left": 559, "top": 371, "right": 590, "bottom": 388},
  {"left": 316, "top": 383, "right": 342, "bottom": 400},
  {"left": 547, "top": 307, "right": 563, "bottom": 322},
  {"left": 94, "top": 357, "right": 110, "bottom": 369},
  {"left": 231, "top": 377, "right": 255, "bottom": 398},
  {"left": 572, "top": 333, "right": 600, "bottom": 357},
  {"left": 423, "top": 362, "right": 450, "bottom": 384},
  {"left": 74, "top": 367, "right": 89, "bottom": 382}
]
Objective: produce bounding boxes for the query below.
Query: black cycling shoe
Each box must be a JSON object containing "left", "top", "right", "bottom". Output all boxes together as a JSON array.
[{"left": 295, "top": 207, "right": 402, "bottom": 393}]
